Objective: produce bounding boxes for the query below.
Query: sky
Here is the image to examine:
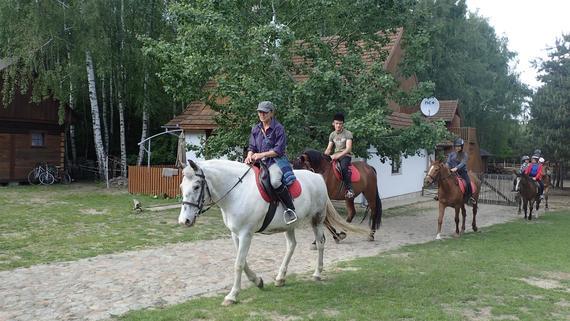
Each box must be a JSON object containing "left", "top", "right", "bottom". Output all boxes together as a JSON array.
[{"left": 466, "top": 0, "right": 570, "bottom": 89}]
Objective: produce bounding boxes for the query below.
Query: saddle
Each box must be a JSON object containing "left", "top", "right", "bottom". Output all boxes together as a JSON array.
[
  {"left": 331, "top": 161, "right": 361, "bottom": 183},
  {"left": 252, "top": 164, "right": 302, "bottom": 233},
  {"left": 252, "top": 164, "right": 302, "bottom": 203},
  {"left": 456, "top": 176, "right": 477, "bottom": 196}
]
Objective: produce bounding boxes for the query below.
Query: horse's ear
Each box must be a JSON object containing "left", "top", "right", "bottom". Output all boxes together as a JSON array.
[
  {"left": 513, "top": 169, "right": 520, "bottom": 177},
  {"left": 188, "top": 159, "right": 199, "bottom": 172}
]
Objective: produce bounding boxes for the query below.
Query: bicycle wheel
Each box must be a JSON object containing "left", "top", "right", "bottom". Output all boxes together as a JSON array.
[
  {"left": 27, "top": 169, "right": 40, "bottom": 185},
  {"left": 61, "top": 172, "right": 72, "bottom": 184},
  {"left": 39, "top": 172, "right": 55, "bottom": 185}
]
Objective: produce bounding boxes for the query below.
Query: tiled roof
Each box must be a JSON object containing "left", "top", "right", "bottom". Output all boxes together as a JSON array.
[
  {"left": 291, "top": 28, "right": 403, "bottom": 83},
  {"left": 430, "top": 100, "right": 459, "bottom": 122},
  {"left": 387, "top": 112, "right": 413, "bottom": 129},
  {"left": 164, "top": 101, "right": 218, "bottom": 130}
]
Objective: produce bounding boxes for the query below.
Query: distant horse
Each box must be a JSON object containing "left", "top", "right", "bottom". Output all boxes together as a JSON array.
[
  {"left": 178, "top": 159, "right": 365, "bottom": 306},
  {"left": 292, "top": 149, "right": 383, "bottom": 241},
  {"left": 515, "top": 170, "right": 541, "bottom": 220},
  {"left": 423, "top": 159, "right": 481, "bottom": 240}
]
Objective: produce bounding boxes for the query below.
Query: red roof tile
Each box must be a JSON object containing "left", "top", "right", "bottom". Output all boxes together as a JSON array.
[
  {"left": 430, "top": 100, "right": 459, "bottom": 122},
  {"left": 387, "top": 112, "right": 413, "bottom": 129}
]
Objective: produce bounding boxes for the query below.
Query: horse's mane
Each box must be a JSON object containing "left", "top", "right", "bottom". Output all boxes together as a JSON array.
[{"left": 304, "top": 149, "right": 328, "bottom": 166}]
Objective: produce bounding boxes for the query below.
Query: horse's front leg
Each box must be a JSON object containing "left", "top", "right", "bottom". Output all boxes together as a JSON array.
[
  {"left": 223, "top": 232, "right": 253, "bottom": 306},
  {"left": 436, "top": 202, "right": 446, "bottom": 240},
  {"left": 230, "top": 233, "right": 263, "bottom": 290},
  {"left": 275, "top": 229, "right": 297, "bottom": 287},
  {"left": 523, "top": 200, "right": 528, "bottom": 219},
  {"left": 453, "top": 207, "right": 460, "bottom": 237},
  {"left": 460, "top": 205, "right": 467, "bottom": 234},
  {"left": 471, "top": 202, "right": 478, "bottom": 232}
]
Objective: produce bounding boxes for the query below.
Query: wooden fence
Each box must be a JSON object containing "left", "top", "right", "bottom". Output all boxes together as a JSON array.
[{"left": 128, "top": 165, "right": 183, "bottom": 198}]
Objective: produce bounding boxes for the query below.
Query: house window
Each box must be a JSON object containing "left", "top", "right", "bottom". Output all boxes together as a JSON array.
[
  {"left": 391, "top": 154, "right": 402, "bottom": 175},
  {"left": 31, "top": 132, "right": 45, "bottom": 147}
]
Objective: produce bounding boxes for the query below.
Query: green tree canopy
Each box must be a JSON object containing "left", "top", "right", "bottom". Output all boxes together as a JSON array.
[
  {"left": 529, "top": 34, "right": 570, "bottom": 161},
  {"left": 147, "top": 0, "right": 448, "bottom": 160}
]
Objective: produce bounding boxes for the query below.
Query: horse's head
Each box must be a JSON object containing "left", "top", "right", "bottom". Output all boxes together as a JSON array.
[
  {"left": 292, "top": 153, "right": 313, "bottom": 171},
  {"left": 178, "top": 160, "right": 210, "bottom": 227},
  {"left": 424, "top": 159, "right": 448, "bottom": 187},
  {"left": 292, "top": 149, "right": 329, "bottom": 172}
]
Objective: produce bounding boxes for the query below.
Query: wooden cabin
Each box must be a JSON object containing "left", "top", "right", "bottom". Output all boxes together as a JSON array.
[{"left": 0, "top": 61, "right": 69, "bottom": 183}]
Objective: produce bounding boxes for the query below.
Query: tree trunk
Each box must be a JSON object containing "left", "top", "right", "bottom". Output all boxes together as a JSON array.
[
  {"left": 117, "top": 0, "right": 127, "bottom": 178},
  {"left": 85, "top": 50, "right": 108, "bottom": 179},
  {"left": 137, "top": 73, "right": 149, "bottom": 165},
  {"left": 101, "top": 77, "right": 110, "bottom": 154}
]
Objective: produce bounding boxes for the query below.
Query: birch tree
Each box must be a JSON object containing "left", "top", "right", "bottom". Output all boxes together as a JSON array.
[{"left": 85, "top": 50, "right": 108, "bottom": 179}]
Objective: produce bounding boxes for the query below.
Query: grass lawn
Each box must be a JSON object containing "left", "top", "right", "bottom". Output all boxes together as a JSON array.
[
  {"left": 0, "top": 183, "right": 229, "bottom": 271},
  {"left": 116, "top": 210, "right": 570, "bottom": 321},
  {"left": 0, "top": 183, "right": 423, "bottom": 271}
]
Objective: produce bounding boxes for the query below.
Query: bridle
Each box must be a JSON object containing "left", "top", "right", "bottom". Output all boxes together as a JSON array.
[
  {"left": 296, "top": 154, "right": 316, "bottom": 172},
  {"left": 426, "top": 164, "right": 454, "bottom": 184},
  {"left": 182, "top": 166, "right": 252, "bottom": 216}
]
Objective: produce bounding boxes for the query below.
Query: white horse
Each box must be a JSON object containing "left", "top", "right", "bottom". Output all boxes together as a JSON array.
[{"left": 178, "top": 159, "right": 363, "bottom": 306}]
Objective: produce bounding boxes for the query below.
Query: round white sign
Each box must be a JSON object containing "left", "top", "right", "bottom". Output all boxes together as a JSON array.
[{"left": 420, "top": 97, "right": 440, "bottom": 117}]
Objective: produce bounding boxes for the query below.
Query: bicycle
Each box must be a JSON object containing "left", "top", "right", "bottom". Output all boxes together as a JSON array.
[{"left": 27, "top": 163, "right": 71, "bottom": 185}]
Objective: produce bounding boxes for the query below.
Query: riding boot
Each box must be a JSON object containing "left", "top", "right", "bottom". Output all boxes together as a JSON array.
[
  {"left": 275, "top": 184, "right": 297, "bottom": 224},
  {"left": 340, "top": 162, "right": 354, "bottom": 198}
]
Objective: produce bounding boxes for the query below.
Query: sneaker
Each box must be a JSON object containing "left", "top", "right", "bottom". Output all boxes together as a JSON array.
[
  {"left": 540, "top": 195, "right": 544, "bottom": 200},
  {"left": 345, "top": 189, "right": 355, "bottom": 199},
  {"left": 284, "top": 209, "right": 298, "bottom": 225},
  {"left": 469, "top": 196, "right": 477, "bottom": 205}
]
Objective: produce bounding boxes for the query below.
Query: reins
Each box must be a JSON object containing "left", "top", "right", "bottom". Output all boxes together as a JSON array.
[{"left": 182, "top": 166, "right": 252, "bottom": 216}]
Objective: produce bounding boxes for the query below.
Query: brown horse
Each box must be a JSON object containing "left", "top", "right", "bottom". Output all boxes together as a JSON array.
[
  {"left": 423, "top": 159, "right": 481, "bottom": 240},
  {"left": 515, "top": 171, "right": 541, "bottom": 220},
  {"left": 292, "top": 149, "right": 382, "bottom": 241}
]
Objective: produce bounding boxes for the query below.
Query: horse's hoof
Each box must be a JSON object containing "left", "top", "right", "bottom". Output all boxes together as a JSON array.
[
  {"left": 435, "top": 234, "right": 442, "bottom": 240},
  {"left": 334, "top": 237, "right": 340, "bottom": 244},
  {"left": 338, "top": 232, "right": 347, "bottom": 240},
  {"left": 367, "top": 235, "right": 374, "bottom": 241},
  {"left": 222, "top": 299, "right": 236, "bottom": 306},
  {"left": 313, "top": 275, "right": 322, "bottom": 281},
  {"left": 453, "top": 233, "right": 460, "bottom": 238},
  {"left": 473, "top": 226, "right": 478, "bottom": 232},
  {"left": 257, "top": 277, "right": 264, "bottom": 289},
  {"left": 275, "top": 279, "right": 285, "bottom": 287},
  {"left": 310, "top": 242, "right": 317, "bottom": 250}
]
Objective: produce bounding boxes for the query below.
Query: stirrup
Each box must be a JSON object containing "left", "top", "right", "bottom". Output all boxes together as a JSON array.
[{"left": 284, "top": 209, "right": 298, "bottom": 225}]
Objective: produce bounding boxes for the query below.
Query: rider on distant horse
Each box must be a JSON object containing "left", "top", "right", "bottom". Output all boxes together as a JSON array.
[
  {"left": 245, "top": 101, "right": 298, "bottom": 224},
  {"left": 524, "top": 154, "right": 544, "bottom": 200},
  {"left": 513, "top": 155, "right": 530, "bottom": 191},
  {"left": 447, "top": 138, "right": 475, "bottom": 204},
  {"left": 324, "top": 112, "right": 354, "bottom": 199}
]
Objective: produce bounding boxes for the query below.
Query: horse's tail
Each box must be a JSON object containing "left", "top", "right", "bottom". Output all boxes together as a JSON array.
[
  {"left": 370, "top": 187, "right": 383, "bottom": 230},
  {"left": 324, "top": 199, "right": 368, "bottom": 235},
  {"left": 369, "top": 166, "right": 383, "bottom": 230}
]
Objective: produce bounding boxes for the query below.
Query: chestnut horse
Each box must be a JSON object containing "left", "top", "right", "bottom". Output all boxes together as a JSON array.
[
  {"left": 423, "top": 159, "right": 481, "bottom": 240},
  {"left": 293, "top": 149, "right": 382, "bottom": 241},
  {"left": 516, "top": 171, "right": 541, "bottom": 219}
]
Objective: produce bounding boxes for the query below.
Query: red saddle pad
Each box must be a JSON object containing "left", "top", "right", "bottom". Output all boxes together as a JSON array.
[
  {"left": 252, "top": 166, "right": 302, "bottom": 203},
  {"left": 332, "top": 161, "right": 361, "bottom": 183},
  {"left": 456, "top": 176, "right": 477, "bottom": 195}
]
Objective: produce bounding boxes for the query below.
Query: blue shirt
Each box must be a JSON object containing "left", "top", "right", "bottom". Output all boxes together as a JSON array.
[
  {"left": 248, "top": 118, "right": 287, "bottom": 166},
  {"left": 447, "top": 151, "right": 468, "bottom": 172}
]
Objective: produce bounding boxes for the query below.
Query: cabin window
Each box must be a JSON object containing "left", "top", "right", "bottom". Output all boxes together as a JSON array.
[
  {"left": 31, "top": 132, "right": 45, "bottom": 147},
  {"left": 391, "top": 154, "right": 402, "bottom": 175}
]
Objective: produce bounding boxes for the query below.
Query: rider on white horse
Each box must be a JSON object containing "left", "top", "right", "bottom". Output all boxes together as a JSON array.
[{"left": 244, "top": 101, "right": 298, "bottom": 224}]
